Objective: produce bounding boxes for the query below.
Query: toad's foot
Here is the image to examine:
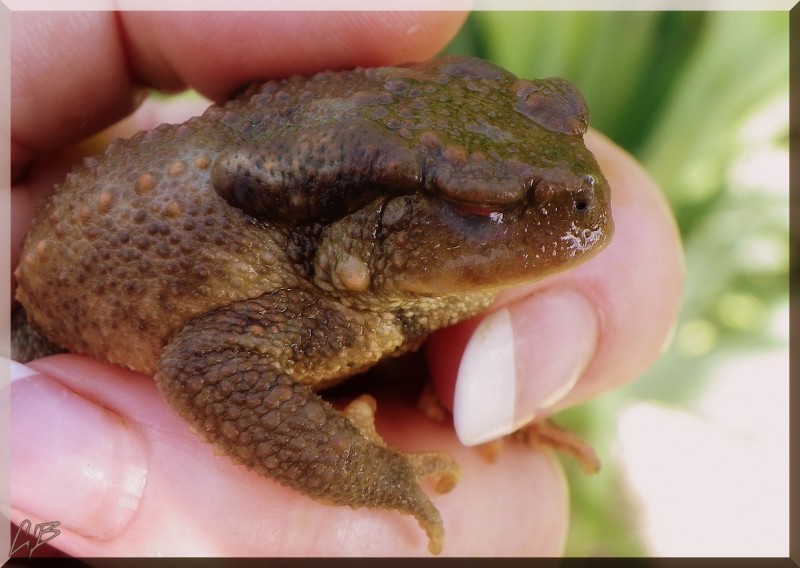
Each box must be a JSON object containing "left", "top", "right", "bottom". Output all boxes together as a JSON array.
[
  {"left": 344, "top": 394, "right": 460, "bottom": 494},
  {"left": 156, "top": 290, "right": 456, "bottom": 554},
  {"left": 342, "top": 394, "right": 459, "bottom": 551},
  {"left": 511, "top": 419, "right": 601, "bottom": 474}
]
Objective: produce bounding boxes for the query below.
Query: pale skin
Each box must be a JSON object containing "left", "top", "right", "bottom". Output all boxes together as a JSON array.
[{"left": 9, "top": 12, "right": 684, "bottom": 556}]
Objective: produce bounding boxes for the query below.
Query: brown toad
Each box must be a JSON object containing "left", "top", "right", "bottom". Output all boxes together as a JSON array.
[{"left": 14, "top": 55, "right": 613, "bottom": 553}]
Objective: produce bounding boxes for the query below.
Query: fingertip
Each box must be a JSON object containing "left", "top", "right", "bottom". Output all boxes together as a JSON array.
[
  {"left": 452, "top": 290, "right": 600, "bottom": 446},
  {"left": 120, "top": 12, "right": 468, "bottom": 101},
  {"left": 12, "top": 12, "right": 138, "bottom": 168}
]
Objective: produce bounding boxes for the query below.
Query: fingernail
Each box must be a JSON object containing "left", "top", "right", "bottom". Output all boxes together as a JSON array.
[
  {"left": 11, "top": 360, "right": 39, "bottom": 383},
  {"left": 11, "top": 365, "right": 147, "bottom": 539},
  {"left": 454, "top": 290, "right": 598, "bottom": 445},
  {"left": 453, "top": 308, "right": 516, "bottom": 446}
]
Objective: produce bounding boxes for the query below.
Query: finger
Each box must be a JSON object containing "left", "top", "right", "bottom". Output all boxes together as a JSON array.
[
  {"left": 11, "top": 355, "right": 567, "bottom": 556},
  {"left": 120, "top": 11, "right": 467, "bottom": 101},
  {"left": 427, "top": 132, "right": 685, "bottom": 445},
  {"left": 11, "top": 12, "right": 141, "bottom": 181},
  {"left": 11, "top": 11, "right": 466, "bottom": 179}
]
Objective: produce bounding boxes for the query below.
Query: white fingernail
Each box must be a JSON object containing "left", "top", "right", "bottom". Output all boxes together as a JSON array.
[
  {"left": 453, "top": 308, "right": 516, "bottom": 446},
  {"left": 10, "top": 360, "right": 39, "bottom": 383},
  {"left": 453, "top": 290, "right": 598, "bottom": 446}
]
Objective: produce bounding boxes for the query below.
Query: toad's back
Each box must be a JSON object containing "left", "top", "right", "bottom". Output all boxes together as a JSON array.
[{"left": 16, "top": 114, "right": 295, "bottom": 374}]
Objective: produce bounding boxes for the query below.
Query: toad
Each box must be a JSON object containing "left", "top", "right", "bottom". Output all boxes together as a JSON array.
[{"left": 14, "top": 55, "right": 613, "bottom": 554}]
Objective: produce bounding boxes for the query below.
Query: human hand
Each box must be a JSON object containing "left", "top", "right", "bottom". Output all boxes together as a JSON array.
[{"left": 9, "top": 11, "right": 683, "bottom": 557}]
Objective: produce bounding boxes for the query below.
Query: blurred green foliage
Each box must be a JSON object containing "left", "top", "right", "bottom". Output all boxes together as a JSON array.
[{"left": 443, "top": 11, "right": 789, "bottom": 556}]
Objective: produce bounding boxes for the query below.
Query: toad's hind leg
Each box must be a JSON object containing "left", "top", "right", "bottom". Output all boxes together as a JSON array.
[{"left": 155, "top": 291, "right": 456, "bottom": 554}]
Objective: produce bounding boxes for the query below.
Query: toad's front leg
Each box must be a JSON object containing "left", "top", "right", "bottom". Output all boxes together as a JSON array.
[{"left": 155, "top": 289, "right": 458, "bottom": 554}]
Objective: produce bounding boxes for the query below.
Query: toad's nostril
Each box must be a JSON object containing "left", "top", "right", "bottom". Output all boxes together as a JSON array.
[
  {"left": 574, "top": 187, "right": 596, "bottom": 213},
  {"left": 574, "top": 174, "right": 598, "bottom": 212}
]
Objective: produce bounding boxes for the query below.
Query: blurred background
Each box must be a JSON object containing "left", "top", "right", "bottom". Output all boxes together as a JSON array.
[{"left": 442, "top": 11, "right": 789, "bottom": 556}]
